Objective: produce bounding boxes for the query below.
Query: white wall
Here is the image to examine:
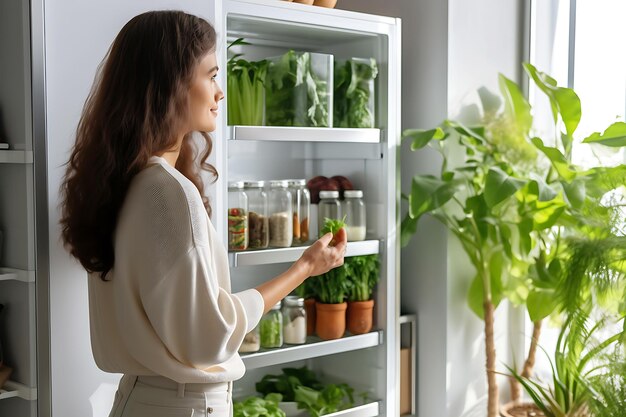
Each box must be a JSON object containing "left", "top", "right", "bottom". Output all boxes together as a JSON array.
[
  {"left": 44, "top": 1, "right": 216, "bottom": 416},
  {"left": 338, "top": 0, "right": 526, "bottom": 416}
]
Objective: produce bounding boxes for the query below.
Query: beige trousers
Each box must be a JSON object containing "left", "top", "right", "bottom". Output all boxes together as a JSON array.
[{"left": 108, "top": 375, "right": 233, "bottom": 417}]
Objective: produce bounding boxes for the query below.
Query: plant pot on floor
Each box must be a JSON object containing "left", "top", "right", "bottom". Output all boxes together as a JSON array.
[
  {"left": 346, "top": 299, "right": 374, "bottom": 334},
  {"left": 500, "top": 402, "right": 546, "bottom": 417},
  {"left": 304, "top": 298, "right": 316, "bottom": 336},
  {"left": 315, "top": 302, "right": 347, "bottom": 340}
]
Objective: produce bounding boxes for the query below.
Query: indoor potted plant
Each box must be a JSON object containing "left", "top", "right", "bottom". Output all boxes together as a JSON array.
[
  {"left": 312, "top": 217, "right": 351, "bottom": 340},
  {"left": 345, "top": 254, "right": 379, "bottom": 335},
  {"left": 401, "top": 62, "right": 626, "bottom": 417},
  {"left": 506, "top": 309, "right": 625, "bottom": 417}
]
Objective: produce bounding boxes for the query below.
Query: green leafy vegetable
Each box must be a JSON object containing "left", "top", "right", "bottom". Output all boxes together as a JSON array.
[
  {"left": 345, "top": 255, "right": 380, "bottom": 302},
  {"left": 227, "top": 38, "right": 269, "bottom": 126},
  {"left": 265, "top": 50, "right": 330, "bottom": 127},
  {"left": 259, "top": 311, "right": 282, "bottom": 348},
  {"left": 233, "top": 394, "right": 286, "bottom": 417},
  {"left": 334, "top": 58, "right": 378, "bottom": 128},
  {"left": 255, "top": 367, "right": 355, "bottom": 416},
  {"left": 319, "top": 216, "right": 346, "bottom": 238}
]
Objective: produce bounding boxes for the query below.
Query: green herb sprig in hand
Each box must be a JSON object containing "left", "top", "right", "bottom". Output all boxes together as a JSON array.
[{"left": 319, "top": 215, "right": 347, "bottom": 246}]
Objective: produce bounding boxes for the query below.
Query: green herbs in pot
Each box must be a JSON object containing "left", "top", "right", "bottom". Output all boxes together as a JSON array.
[
  {"left": 334, "top": 58, "right": 378, "bottom": 128},
  {"left": 346, "top": 255, "right": 379, "bottom": 302},
  {"left": 265, "top": 50, "right": 331, "bottom": 127},
  {"left": 227, "top": 38, "right": 269, "bottom": 126}
]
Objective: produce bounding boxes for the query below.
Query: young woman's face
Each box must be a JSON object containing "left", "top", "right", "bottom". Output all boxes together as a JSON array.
[{"left": 186, "top": 52, "right": 224, "bottom": 133}]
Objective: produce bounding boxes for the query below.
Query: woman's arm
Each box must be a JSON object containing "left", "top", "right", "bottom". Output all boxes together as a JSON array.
[{"left": 255, "top": 228, "right": 347, "bottom": 313}]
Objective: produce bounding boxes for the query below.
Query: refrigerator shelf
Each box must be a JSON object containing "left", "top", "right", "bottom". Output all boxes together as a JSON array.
[
  {"left": 241, "top": 331, "right": 382, "bottom": 369},
  {"left": 0, "top": 150, "right": 33, "bottom": 164},
  {"left": 229, "top": 126, "right": 381, "bottom": 143},
  {"left": 0, "top": 380, "right": 37, "bottom": 401},
  {"left": 0, "top": 267, "right": 36, "bottom": 283},
  {"left": 229, "top": 240, "right": 380, "bottom": 267}
]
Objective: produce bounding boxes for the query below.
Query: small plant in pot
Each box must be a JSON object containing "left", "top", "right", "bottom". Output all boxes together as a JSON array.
[
  {"left": 311, "top": 217, "right": 351, "bottom": 340},
  {"left": 345, "top": 254, "right": 379, "bottom": 335}
]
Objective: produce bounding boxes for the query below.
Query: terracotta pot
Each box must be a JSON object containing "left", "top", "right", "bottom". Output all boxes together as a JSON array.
[
  {"left": 315, "top": 302, "right": 347, "bottom": 340},
  {"left": 293, "top": 0, "right": 314, "bottom": 4},
  {"left": 500, "top": 402, "right": 546, "bottom": 417},
  {"left": 313, "top": 0, "right": 337, "bottom": 7},
  {"left": 347, "top": 299, "right": 374, "bottom": 334},
  {"left": 304, "top": 298, "right": 316, "bottom": 336}
]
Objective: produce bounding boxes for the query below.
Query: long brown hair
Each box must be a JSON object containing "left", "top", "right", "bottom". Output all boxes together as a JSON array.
[{"left": 60, "top": 11, "right": 218, "bottom": 280}]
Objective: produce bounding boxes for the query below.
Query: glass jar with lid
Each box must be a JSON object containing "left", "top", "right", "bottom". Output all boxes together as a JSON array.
[
  {"left": 239, "top": 326, "right": 260, "bottom": 353},
  {"left": 287, "top": 179, "right": 311, "bottom": 245},
  {"left": 227, "top": 181, "right": 248, "bottom": 251},
  {"left": 343, "top": 190, "right": 366, "bottom": 241},
  {"left": 260, "top": 301, "right": 283, "bottom": 348},
  {"left": 282, "top": 296, "right": 307, "bottom": 344},
  {"left": 318, "top": 190, "right": 341, "bottom": 237},
  {"left": 268, "top": 180, "right": 293, "bottom": 248},
  {"left": 242, "top": 181, "right": 269, "bottom": 249}
]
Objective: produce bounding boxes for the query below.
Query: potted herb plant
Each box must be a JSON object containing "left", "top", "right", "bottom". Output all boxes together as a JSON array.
[
  {"left": 401, "top": 62, "right": 626, "bottom": 417},
  {"left": 311, "top": 217, "right": 351, "bottom": 340},
  {"left": 345, "top": 254, "right": 379, "bottom": 335}
]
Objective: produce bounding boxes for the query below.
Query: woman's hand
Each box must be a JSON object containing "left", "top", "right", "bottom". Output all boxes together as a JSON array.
[{"left": 298, "top": 228, "right": 348, "bottom": 278}]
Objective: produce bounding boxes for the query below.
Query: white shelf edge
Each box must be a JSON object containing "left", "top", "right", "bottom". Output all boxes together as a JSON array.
[
  {"left": 0, "top": 380, "right": 37, "bottom": 401},
  {"left": 0, "top": 150, "right": 33, "bottom": 164},
  {"left": 230, "top": 126, "right": 381, "bottom": 143},
  {"left": 323, "top": 401, "right": 380, "bottom": 417},
  {"left": 230, "top": 240, "right": 380, "bottom": 267},
  {"left": 399, "top": 314, "right": 416, "bottom": 325},
  {"left": 0, "top": 268, "right": 35, "bottom": 283},
  {"left": 241, "top": 331, "right": 382, "bottom": 369}
]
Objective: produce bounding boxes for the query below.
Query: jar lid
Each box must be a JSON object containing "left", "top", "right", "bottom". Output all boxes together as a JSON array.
[
  {"left": 242, "top": 180, "right": 265, "bottom": 188},
  {"left": 228, "top": 181, "right": 244, "bottom": 190},
  {"left": 286, "top": 179, "right": 306, "bottom": 187},
  {"left": 284, "top": 295, "right": 304, "bottom": 307},
  {"left": 319, "top": 190, "right": 339, "bottom": 199},
  {"left": 269, "top": 180, "right": 289, "bottom": 188},
  {"left": 344, "top": 190, "right": 363, "bottom": 198},
  {"left": 270, "top": 301, "right": 282, "bottom": 310}
]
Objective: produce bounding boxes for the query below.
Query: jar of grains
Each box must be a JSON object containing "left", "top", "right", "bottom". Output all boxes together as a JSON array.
[
  {"left": 282, "top": 296, "right": 307, "bottom": 344},
  {"left": 227, "top": 181, "right": 248, "bottom": 251},
  {"left": 268, "top": 180, "right": 293, "bottom": 248},
  {"left": 243, "top": 181, "right": 269, "bottom": 249},
  {"left": 260, "top": 301, "right": 283, "bottom": 348},
  {"left": 287, "top": 179, "right": 311, "bottom": 245}
]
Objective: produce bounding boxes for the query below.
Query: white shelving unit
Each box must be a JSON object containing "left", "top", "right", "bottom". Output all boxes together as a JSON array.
[
  {"left": 242, "top": 331, "right": 382, "bottom": 369},
  {"left": 220, "top": 1, "right": 400, "bottom": 415},
  {"left": 230, "top": 239, "right": 380, "bottom": 267},
  {"left": 0, "top": 381, "right": 37, "bottom": 401},
  {"left": 0, "top": 151, "right": 33, "bottom": 164},
  {"left": 0, "top": 268, "right": 36, "bottom": 283}
]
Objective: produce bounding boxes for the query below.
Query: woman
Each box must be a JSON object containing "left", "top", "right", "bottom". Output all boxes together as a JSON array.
[{"left": 60, "top": 10, "right": 346, "bottom": 417}]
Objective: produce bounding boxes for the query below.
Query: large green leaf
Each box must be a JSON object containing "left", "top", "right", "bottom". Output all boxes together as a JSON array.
[
  {"left": 553, "top": 87, "right": 581, "bottom": 138},
  {"left": 499, "top": 74, "right": 532, "bottom": 135},
  {"left": 527, "top": 176, "right": 558, "bottom": 202},
  {"left": 524, "top": 62, "right": 581, "bottom": 138},
  {"left": 402, "top": 127, "right": 446, "bottom": 150},
  {"left": 467, "top": 267, "right": 503, "bottom": 320},
  {"left": 484, "top": 167, "right": 526, "bottom": 208},
  {"left": 560, "top": 179, "right": 586, "bottom": 209},
  {"left": 532, "top": 199, "right": 567, "bottom": 230},
  {"left": 582, "top": 121, "right": 626, "bottom": 147},
  {"left": 400, "top": 214, "right": 418, "bottom": 248},
  {"left": 531, "top": 137, "right": 577, "bottom": 182},
  {"left": 409, "top": 175, "right": 459, "bottom": 219}
]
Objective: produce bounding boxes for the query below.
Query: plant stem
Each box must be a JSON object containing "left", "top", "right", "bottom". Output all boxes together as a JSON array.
[
  {"left": 484, "top": 300, "right": 499, "bottom": 417},
  {"left": 510, "top": 319, "right": 543, "bottom": 403}
]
